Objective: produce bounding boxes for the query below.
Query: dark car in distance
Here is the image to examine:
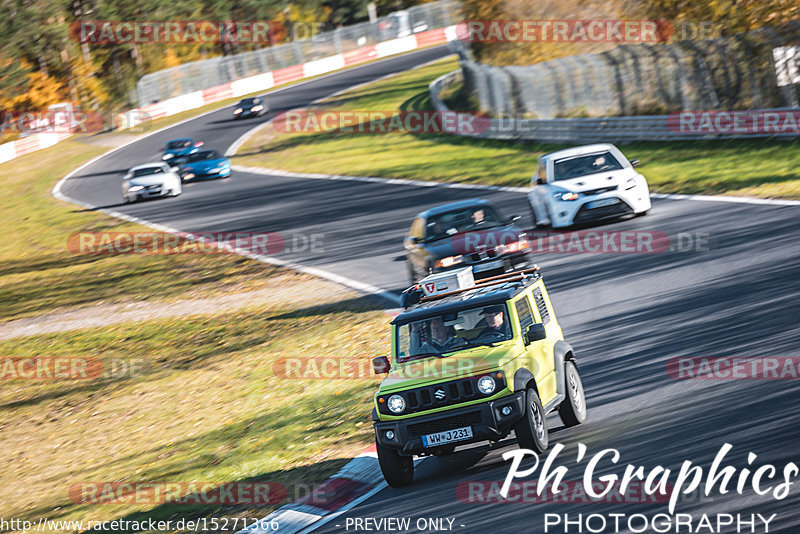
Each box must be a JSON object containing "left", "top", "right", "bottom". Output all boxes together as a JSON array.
[
  {"left": 404, "top": 199, "right": 532, "bottom": 284},
  {"left": 233, "top": 97, "right": 268, "bottom": 119}
]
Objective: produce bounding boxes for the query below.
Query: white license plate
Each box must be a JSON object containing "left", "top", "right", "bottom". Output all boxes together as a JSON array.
[
  {"left": 472, "top": 260, "right": 503, "bottom": 273},
  {"left": 421, "top": 426, "right": 473, "bottom": 447},
  {"left": 586, "top": 198, "right": 619, "bottom": 209}
]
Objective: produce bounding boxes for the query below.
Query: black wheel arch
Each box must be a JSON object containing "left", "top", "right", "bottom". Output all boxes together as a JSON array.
[{"left": 513, "top": 368, "right": 538, "bottom": 395}]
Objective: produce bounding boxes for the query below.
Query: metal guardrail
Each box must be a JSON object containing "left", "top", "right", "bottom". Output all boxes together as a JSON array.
[{"left": 430, "top": 69, "right": 800, "bottom": 142}]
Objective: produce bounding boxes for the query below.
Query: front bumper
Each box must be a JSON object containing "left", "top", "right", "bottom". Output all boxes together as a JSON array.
[
  {"left": 433, "top": 252, "right": 530, "bottom": 280},
  {"left": 550, "top": 186, "right": 651, "bottom": 228},
  {"left": 182, "top": 168, "right": 231, "bottom": 181},
  {"left": 374, "top": 391, "right": 526, "bottom": 455},
  {"left": 572, "top": 198, "right": 634, "bottom": 224},
  {"left": 128, "top": 184, "right": 169, "bottom": 199}
]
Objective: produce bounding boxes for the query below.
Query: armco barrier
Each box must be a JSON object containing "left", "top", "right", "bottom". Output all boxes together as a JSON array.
[
  {"left": 429, "top": 70, "right": 800, "bottom": 142},
  {"left": 0, "top": 27, "right": 458, "bottom": 167},
  {"left": 0, "top": 131, "right": 73, "bottom": 166},
  {"left": 135, "top": 0, "right": 460, "bottom": 104}
]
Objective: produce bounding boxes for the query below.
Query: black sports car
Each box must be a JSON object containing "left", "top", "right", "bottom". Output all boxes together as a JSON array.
[{"left": 233, "top": 97, "right": 268, "bottom": 119}]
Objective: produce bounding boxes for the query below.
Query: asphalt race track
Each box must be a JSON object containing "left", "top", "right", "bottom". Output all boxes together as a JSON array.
[{"left": 60, "top": 46, "right": 800, "bottom": 533}]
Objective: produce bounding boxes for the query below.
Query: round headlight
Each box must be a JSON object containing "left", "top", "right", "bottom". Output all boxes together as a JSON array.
[
  {"left": 387, "top": 394, "right": 406, "bottom": 414},
  {"left": 477, "top": 375, "right": 496, "bottom": 395}
]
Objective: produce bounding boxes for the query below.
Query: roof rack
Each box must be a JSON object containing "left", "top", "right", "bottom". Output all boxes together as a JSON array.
[{"left": 400, "top": 266, "right": 541, "bottom": 308}]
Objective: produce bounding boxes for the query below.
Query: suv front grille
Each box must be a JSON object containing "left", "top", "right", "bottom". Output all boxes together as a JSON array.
[
  {"left": 378, "top": 373, "right": 507, "bottom": 416},
  {"left": 408, "top": 411, "right": 483, "bottom": 438}
]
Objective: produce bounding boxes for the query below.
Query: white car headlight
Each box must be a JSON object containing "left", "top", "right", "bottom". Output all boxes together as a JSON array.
[
  {"left": 128, "top": 185, "right": 144, "bottom": 192},
  {"left": 552, "top": 188, "right": 579, "bottom": 201},
  {"left": 162, "top": 153, "right": 174, "bottom": 160},
  {"left": 252, "top": 105, "right": 263, "bottom": 112},
  {"left": 234, "top": 108, "right": 242, "bottom": 114},
  {"left": 387, "top": 394, "right": 406, "bottom": 414},
  {"left": 477, "top": 375, "right": 496, "bottom": 395},
  {"left": 625, "top": 176, "right": 637, "bottom": 190}
]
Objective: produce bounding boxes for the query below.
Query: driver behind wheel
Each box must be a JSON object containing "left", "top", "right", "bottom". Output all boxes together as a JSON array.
[
  {"left": 477, "top": 305, "right": 509, "bottom": 339},
  {"left": 420, "top": 317, "right": 465, "bottom": 353}
]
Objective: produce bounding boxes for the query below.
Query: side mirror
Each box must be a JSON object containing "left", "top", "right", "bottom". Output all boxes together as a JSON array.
[
  {"left": 400, "top": 288, "right": 422, "bottom": 308},
  {"left": 404, "top": 236, "right": 419, "bottom": 249},
  {"left": 630, "top": 159, "right": 640, "bottom": 168},
  {"left": 536, "top": 177, "right": 545, "bottom": 185},
  {"left": 523, "top": 323, "right": 547, "bottom": 345},
  {"left": 373, "top": 356, "right": 390, "bottom": 374}
]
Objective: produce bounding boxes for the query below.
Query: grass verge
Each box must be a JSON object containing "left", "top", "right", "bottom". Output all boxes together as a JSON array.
[
  {"left": 0, "top": 292, "right": 384, "bottom": 532},
  {"left": 235, "top": 57, "right": 800, "bottom": 200},
  {"left": 1, "top": 89, "right": 387, "bottom": 532}
]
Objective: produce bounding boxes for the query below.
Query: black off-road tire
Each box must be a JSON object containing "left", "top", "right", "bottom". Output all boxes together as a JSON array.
[
  {"left": 513, "top": 387, "right": 549, "bottom": 453},
  {"left": 376, "top": 441, "right": 414, "bottom": 487},
  {"left": 558, "top": 360, "right": 588, "bottom": 427}
]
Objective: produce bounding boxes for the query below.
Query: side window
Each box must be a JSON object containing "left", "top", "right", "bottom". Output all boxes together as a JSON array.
[
  {"left": 532, "top": 160, "right": 548, "bottom": 185},
  {"left": 397, "top": 326, "right": 410, "bottom": 360},
  {"left": 409, "top": 218, "right": 424, "bottom": 240},
  {"left": 515, "top": 296, "right": 534, "bottom": 332},
  {"left": 532, "top": 288, "right": 550, "bottom": 324}
]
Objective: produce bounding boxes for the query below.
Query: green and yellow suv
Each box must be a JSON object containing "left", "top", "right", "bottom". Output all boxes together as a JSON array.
[{"left": 371, "top": 267, "right": 587, "bottom": 487}]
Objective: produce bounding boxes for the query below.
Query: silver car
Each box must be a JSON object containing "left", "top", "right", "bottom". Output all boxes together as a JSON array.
[{"left": 122, "top": 163, "right": 183, "bottom": 203}]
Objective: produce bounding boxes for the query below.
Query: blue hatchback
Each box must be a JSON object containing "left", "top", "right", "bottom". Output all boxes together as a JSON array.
[
  {"left": 162, "top": 138, "right": 203, "bottom": 162},
  {"left": 177, "top": 150, "right": 232, "bottom": 181}
]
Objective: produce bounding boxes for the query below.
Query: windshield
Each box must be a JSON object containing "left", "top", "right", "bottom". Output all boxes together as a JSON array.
[
  {"left": 239, "top": 98, "right": 258, "bottom": 106},
  {"left": 425, "top": 206, "right": 503, "bottom": 242},
  {"left": 132, "top": 166, "right": 164, "bottom": 177},
  {"left": 396, "top": 304, "right": 511, "bottom": 363},
  {"left": 553, "top": 151, "right": 623, "bottom": 181},
  {"left": 167, "top": 140, "right": 191, "bottom": 149},
  {"left": 185, "top": 150, "right": 220, "bottom": 162}
]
